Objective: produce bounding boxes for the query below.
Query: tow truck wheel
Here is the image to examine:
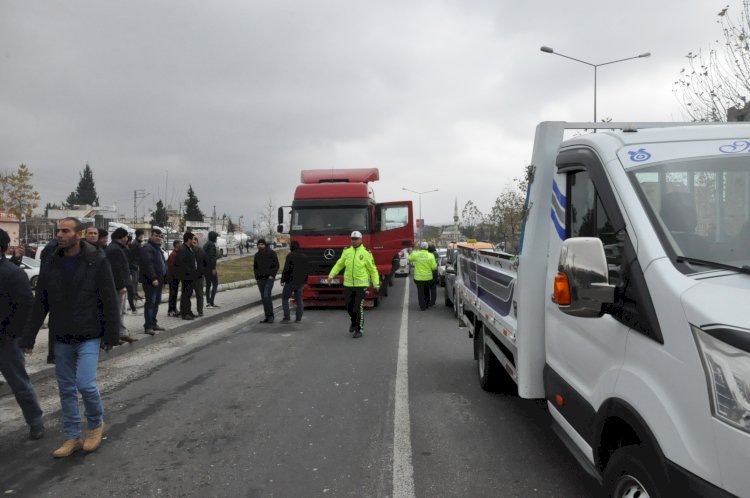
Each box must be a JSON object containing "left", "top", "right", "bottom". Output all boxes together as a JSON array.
[
  {"left": 604, "top": 446, "right": 665, "bottom": 498},
  {"left": 476, "top": 325, "right": 501, "bottom": 392}
]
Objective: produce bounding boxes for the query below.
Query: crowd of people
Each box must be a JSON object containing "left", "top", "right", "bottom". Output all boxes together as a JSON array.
[{"left": 0, "top": 220, "right": 228, "bottom": 458}]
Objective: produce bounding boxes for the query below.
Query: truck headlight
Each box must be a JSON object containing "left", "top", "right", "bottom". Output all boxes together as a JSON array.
[{"left": 693, "top": 325, "right": 750, "bottom": 433}]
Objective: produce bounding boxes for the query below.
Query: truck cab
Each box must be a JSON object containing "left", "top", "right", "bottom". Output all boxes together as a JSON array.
[{"left": 279, "top": 168, "right": 413, "bottom": 306}]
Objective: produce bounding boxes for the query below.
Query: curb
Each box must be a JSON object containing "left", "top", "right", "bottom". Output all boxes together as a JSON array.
[{"left": 0, "top": 285, "right": 282, "bottom": 398}]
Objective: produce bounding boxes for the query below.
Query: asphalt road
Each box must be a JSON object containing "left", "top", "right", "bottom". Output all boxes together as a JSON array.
[{"left": 0, "top": 279, "right": 598, "bottom": 497}]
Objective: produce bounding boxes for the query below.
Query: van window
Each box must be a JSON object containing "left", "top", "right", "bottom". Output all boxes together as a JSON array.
[{"left": 567, "top": 170, "right": 624, "bottom": 285}]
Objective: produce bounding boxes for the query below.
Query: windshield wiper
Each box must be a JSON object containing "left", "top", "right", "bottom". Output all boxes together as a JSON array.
[{"left": 675, "top": 256, "right": 750, "bottom": 275}]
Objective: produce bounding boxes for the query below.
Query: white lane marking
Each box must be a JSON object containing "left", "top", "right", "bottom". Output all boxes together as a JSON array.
[{"left": 393, "top": 281, "right": 416, "bottom": 498}]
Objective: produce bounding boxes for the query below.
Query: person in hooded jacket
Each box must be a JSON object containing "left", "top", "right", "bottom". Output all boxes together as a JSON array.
[
  {"left": 204, "top": 231, "right": 220, "bottom": 308},
  {"left": 105, "top": 227, "right": 137, "bottom": 343},
  {"left": 253, "top": 238, "right": 279, "bottom": 323},
  {"left": 280, "top": 240, "right": 309, "bottom": 322}
]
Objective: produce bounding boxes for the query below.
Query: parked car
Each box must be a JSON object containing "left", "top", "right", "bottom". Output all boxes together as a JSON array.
[
  {"left": 395, "top": 248, "right": 410, "bottom": 277},
  {"left": 20, "top": 256, "right": 40, "bottom": 290},
  {"left": 437, "top": 255, "right": 448, "bottom": 286}
]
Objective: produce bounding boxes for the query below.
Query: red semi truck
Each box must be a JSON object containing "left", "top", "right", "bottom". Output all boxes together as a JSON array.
[{"left": 277, "top": 168, "right": 414, "bottom": 307}]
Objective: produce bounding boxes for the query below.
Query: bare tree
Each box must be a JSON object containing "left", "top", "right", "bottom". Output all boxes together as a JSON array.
[
  {"left": 258, "top": 196, "right": 276, "bottom": 239},
  {"left": 674, "top": 2, "right": 750, "bottom": 121},
  {"left": 461, "top": 200, "right": 483, "bottom": 239}
]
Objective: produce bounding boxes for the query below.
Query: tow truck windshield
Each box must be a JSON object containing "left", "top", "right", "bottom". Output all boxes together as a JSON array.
[{"left": 630, "top": 155, "right": 750, "bottom": 273}]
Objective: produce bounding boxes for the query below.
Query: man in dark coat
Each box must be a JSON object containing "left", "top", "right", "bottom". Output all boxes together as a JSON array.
[
  {"left": 166, "top": 239, "right": 182, "bottom": 317},
  {"left": 0, "top": 228, "right": 44, "bottom": 440},
  {"left": 138, "top": 228, "right": 167, "bottom": 335},
  {"left": 21, "top": 217, "right": 120, "bottom": 458},
  {"left": 204, "top": 231, "right": 219, "bottom": 308},
  {"left": 105, "top": 228, "right": 137, "bottom": 343},
  {"left": 280, "top": 240, "right": 309, "bottom": 322},
  {"left": 175, "top": 232, "right": 200, "bottom": 320},
  {"left": 253, "top": 238, "right": 279, "bottom": 323}
]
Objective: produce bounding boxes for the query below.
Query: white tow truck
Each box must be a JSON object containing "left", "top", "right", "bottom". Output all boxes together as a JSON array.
[{"left": 453, "top": 122, "right": 750, "bottom": 497}]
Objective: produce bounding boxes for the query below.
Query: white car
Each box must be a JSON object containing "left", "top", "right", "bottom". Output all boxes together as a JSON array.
[
  {"left": 395, "top": 248, "right": 410, "bottom": 276},
  {"left": 20, "top": 256, "right": 40, "bottom": 290}
]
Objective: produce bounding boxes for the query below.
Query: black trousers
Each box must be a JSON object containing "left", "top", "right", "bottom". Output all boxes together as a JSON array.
[
  {"left": 343, "top": 287, "right": 367, "bottom": 331},
  {"left": 167, "top": 278, "right": 180, "bottom": 313},
  {"left": 414, "top": 280, "right": 431, "bottom": 310},
  {"left": 180, "top": 280, "right": 195, "bottom": 316}
]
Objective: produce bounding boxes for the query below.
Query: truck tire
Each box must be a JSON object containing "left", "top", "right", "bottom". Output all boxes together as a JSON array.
[
  {"left": 476, "top": 325, "right": 502, "bottom": 392},
  {"left": 604, "top": 445, "right": 666, "bottom": 498}
]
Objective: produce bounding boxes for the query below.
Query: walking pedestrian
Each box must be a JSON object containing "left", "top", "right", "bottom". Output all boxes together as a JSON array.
[
  {"left": 326, "top": 231, "right": 379, "bottom": 338},
  {"left": 166, "top": 240, "right": 182, "bottom": 317},
  {"left": 280, "top": 240, "right": 309, "bottom": 323},
  {"left": 21, "top": 217, "right": 120, "bottom": 457},
  {"left": 176, "top": 232, "right": 199, "bottom": 320},
  {"left": 0, "top": 228, "right": 45, "bottom": 440},
  {"left": 97, "top": 228, "right": 108, "bottom": 250},
  {"left": 194, "top": 242, "right": 207, "bottom": 317},
  {"left": 138, "top": 228, "right": 167, "bottom": 335},
  {"left": 409, "top": 242, "right": 437, "bottom": 311},
  {"left": 125, "top": 235, "right": 138, "bottom": 314},
  {"left": 427, "top": 243, "right": 439, "bottom": 307},
  {"left": 106, "top": 228, "right": 138, "bottom": 344},
  {"left": 254, "top": 238, "right": 279, "bottom": 323},
  {"left": 204, "top": 231, "right": 220, "bottom": 308},
  {"left": 131, "top": 229, "right": 146, "bottom": 300}
]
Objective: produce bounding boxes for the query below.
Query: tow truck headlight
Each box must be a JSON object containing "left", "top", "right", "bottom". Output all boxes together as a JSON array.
[{"left": 693, "top": 325, "right": 750, "bottom": 433}]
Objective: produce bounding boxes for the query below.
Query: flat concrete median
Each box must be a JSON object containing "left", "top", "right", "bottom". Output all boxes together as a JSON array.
[{"left": 0, "top": 279, "right": 282, "bottom": 398}]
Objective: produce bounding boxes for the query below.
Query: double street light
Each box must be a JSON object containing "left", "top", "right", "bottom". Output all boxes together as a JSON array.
[
  {"left": 540, "top": 46, "right": 651, "bottom": 123},
  {"left": 402, "top": 187, "right": 438, "bottom": 239}
]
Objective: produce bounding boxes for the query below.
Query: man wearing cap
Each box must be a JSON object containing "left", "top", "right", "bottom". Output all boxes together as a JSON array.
[
  {"left": 105, "top": 227, "right": 138, "bottom": 343},
  {"left": 409, "top": 242, "right": 437, "bottom": 311},
  {"left": 326, "top": 231, "right": 379, "bottom": 338}
]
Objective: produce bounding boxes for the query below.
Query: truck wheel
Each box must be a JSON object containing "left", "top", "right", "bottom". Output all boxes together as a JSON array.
[
  {"left": 604, "top": 446, "right": 666, "bottom": 498},
  {"left": 476, "top": 325, "right": 502, "bottom": 392}
]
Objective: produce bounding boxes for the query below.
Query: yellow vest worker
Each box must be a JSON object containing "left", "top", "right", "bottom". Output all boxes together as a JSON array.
[
  {"left": 327, "top": 231, "right": 379, "bottom": 338},
  {"left": 409, "top": 242, "right": 437, "bottom": 310}
]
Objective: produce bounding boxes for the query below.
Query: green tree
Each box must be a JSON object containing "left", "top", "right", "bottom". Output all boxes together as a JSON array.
[
  {"left": 183, "top": 185, "right": 204, "bottom": 221},
  {"left": 150, "top": 200, "right": 168, "bottom": 227},
  {"left": 66, "top": 163, "right": 99, "bottom": 206},
  {"left": 226, "top": 216, "right": 236, "bottom": 233},
  {"left": 674, "top": 2, "right": 750, "bottom": 121},
  {"left": 0, "top": 164, "right": 40, "bottom": 219}
]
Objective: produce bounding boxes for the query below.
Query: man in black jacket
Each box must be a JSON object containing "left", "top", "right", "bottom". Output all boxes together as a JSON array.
[
  {"left": 106, "top": 228, "right": 138, "bottom": 344},
  {"left": 280, "top": 240, "right": 309, "bottom": 322},
  {"left": 204, "top": 231, "right": 219, "bottom": 308},
  {"left": 138, "top": 228, "right": 167, "bottom": 335},
  {"left": 21, "top": 217, "right": 120, "bottom": 458},
  {"left": 0, "top": 229, "right": 44, "bottom": 440},
  {"left": 176, "top": 232, "right": 199, "bottom": 320},
  {"left": 253, "top": 238, "right": 279, "bottom": 323}
]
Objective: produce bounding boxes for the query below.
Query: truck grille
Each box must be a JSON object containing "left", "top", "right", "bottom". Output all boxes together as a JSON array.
[{"left": 298, "top": 247, "right": 341, "bottom": 274}]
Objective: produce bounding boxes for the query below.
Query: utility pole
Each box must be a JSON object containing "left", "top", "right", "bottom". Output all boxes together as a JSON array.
[{"left": 133, "top": 189, "right": 147, "bottom": 224}]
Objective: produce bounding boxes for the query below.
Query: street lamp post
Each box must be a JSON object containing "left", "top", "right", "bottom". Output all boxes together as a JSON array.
[
  {"left": 540, "top": 46, "right": 651, "bottom": 122},
  {"left": 402, "top": 187, "right": 438, "bottom": 240}
]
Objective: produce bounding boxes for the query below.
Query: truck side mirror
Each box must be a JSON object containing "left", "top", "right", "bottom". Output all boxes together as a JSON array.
[
  {"left": 277, "top": 207, "right": 283, "bottom": 224},
  {"left": 446, "top": 265, "right": 456, "bottom": 274},
  {"left": 554, "top": 237, "right": 615, "bottom": 318},
  {"left": 276, "top": 224, "right": 284, "bottom": 234}
]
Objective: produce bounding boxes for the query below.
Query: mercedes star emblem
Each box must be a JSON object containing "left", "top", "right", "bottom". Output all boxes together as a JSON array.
[{"left": 323, "top": 248, "right": 336, "bottom": 260}]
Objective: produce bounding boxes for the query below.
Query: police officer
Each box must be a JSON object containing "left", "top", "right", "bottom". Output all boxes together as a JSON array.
[
  {"left": 326, "top": 231, "right": 379, "bottom": 338},
  {"left": 409, "top": 242, "right": 437, "bottom": 311}
]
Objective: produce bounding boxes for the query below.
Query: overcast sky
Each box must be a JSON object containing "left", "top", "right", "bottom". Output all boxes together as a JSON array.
[{"left": 0, "top": 0, "right": 730, "bottom": 228}]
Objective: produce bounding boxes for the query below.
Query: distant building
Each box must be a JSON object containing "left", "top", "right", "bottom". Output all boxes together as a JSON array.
[
  {"left": 440, "top": 197, "right": 464, "bottom": 242},
  {"left": 0, "top": 211, "right": 20, "bottom": 246},
  {"left": 728, "top": 105, "right": 750, "bottom": 122}
]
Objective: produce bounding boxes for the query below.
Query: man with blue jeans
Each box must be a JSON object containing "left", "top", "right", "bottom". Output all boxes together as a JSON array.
[
  {"left": 0, "top": 228, "right": 44, "bottom": 440},
  {"left": 139, "top": 228, "right": 167, "bottom": 334},
  {"left": 280, "top": 240, "right": 309, "bottom": 322},
  {"left": 253, "top": 238, "right": 279, "bottom": 323},
  {"left": 22, "top": 217, "right": 120, "bottom": 458}
]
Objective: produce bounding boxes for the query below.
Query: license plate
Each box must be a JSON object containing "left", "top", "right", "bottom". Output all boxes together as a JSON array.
[{"left": 321, "top": 278, "right": 340, "bottom": 284}]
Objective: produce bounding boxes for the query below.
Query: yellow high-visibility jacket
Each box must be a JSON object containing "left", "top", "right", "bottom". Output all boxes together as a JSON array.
[
  {"left": 329, "top": 245, "right": 380, "bottom": 288},
  {"left": 409, "top": 249, "right": 437, "bottom": 281}
]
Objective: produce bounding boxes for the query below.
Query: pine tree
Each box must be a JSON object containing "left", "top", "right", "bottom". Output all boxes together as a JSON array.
[
  {"left": 66, "top": 163, "right": 99, "bottom": 206},
  {"left": 183, "top": 185, "right": 204, "bottom": 221},
  {"left": 150, "top": 200, "right": 168, "bottom": 227},
  {"left": 226, "top": 217, "right": 236, "bottom": 232}
]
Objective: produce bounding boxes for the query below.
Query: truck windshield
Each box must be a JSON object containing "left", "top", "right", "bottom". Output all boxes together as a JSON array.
[
  {"left": 630, "top": 155, "right": 750, "bottom": 271},
  {"left": 290, "top": 207, "right": 369, "bottom": 234}
]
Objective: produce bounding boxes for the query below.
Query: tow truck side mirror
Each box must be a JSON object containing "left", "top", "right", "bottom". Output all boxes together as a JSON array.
[
  {"left": 553, "top": 237, "right": 615, "bottom": 318},
  {"left": 446, "top": 265, "right": 456, "bottom": 275}
]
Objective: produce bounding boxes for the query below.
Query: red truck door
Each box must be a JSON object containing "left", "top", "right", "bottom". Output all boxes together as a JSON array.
[{"left": 371, "top": 201, "right": 414, "bottom": 280}]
